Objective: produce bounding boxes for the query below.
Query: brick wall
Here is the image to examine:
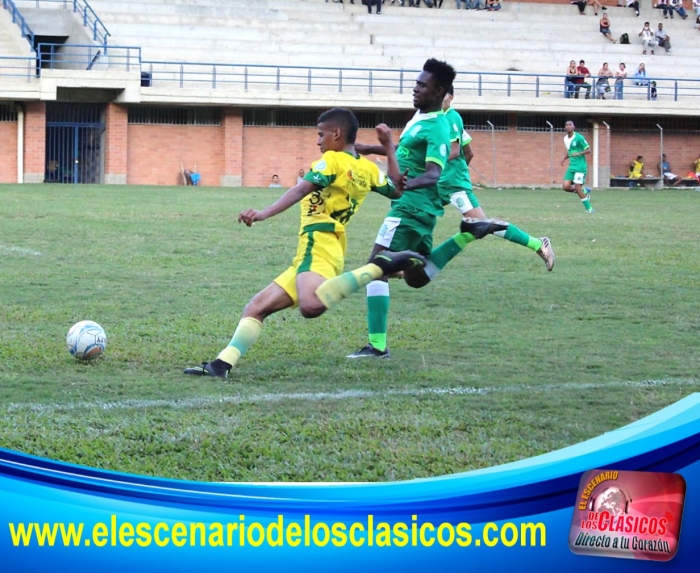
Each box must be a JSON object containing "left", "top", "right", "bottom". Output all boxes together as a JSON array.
[
  {"left": 105, "top": 104, "right": 128, "bottom": 184},
  {"left": 126, "top": 124, "right": 224, "bottom": 186},
  {"left": 23, "top": 102, "right": 46, "bottom": 183},
  {"left": 0, "top": 121, "right": 18, "bottom": 184}
]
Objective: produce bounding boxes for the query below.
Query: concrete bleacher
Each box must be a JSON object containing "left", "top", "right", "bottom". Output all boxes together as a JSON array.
[
  {"left": 0, "top": 6, "right": 33, "bottom": 58},
  {"left": 84, "top": 0, "right": 699, "bottom": 80}
]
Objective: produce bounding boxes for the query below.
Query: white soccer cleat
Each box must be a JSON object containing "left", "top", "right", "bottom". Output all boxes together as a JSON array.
[{"left": 536, "top": 237, "right": 555, "bottom": 272}]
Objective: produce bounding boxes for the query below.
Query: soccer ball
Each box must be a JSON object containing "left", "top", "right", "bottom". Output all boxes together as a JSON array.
[{"left": 66, "top": 320, "right": 107, "bottom": 361}]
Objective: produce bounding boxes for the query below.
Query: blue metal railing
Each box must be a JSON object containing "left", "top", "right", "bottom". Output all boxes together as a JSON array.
[
  {"left": 12, "top": 0, "right": 110, "bottom": 48},
  {"left": 2, "top": 47, "right": 700, "bottom": 105},
  {"left": 1, "top": 0, "right": 36, "bottom": 51},
  {"left": 37, "top": 43, "right": 140, "bottom": 71},
  {"left": 0, "top": 55, "right": 36, "bottom": 81}
]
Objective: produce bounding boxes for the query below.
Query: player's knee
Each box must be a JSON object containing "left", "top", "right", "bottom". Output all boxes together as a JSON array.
[{"left": 298, "top": 300, "right": 325, "bottom": 319}]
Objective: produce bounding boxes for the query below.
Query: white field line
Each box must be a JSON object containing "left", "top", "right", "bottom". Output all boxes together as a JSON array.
[
  {"left": 0, "top": 245, "right": 42, "bottom": 257},
  {"left": 3, "top": 378, "right": 698, "bottom": 415}
]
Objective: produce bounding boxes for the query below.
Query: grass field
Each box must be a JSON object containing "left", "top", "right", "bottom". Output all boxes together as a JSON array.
[{"left": 1, "top": 183, "right": 698, "bottom": 482}]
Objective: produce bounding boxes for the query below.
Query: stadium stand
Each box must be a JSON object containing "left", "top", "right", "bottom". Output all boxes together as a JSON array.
[{"left": 1, "top": 0, "right": 700, "bottom": 188}]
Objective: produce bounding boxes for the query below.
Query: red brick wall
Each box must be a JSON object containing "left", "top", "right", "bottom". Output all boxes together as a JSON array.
[
  {"left": 126, "top": 124, "right": 224, "bottom": 186},
  {"left": 609, "top": 132, "right": 699, "bottom": 178},
  {"left": 0, "top": 121, "right": 18, "bottom": 184},
  {"left": 23, "top": 102, "right": 46, "bottom": 182},
  {"left": 223, "top": 109, "right": 243, "bottom": 185},
  {"left": 105, "top": 104, "right": 128, "bottom": 181}
]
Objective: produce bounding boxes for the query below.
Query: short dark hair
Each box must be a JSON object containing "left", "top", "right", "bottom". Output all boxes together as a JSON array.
[
  {"left": 317, "top": 107, "right": 359, "bottom": 144},
  {"left": 423, "top": 58, "right": 456, "bottom": 94},
  {"left": 579, "top": 60, "right": 585, "bottom": 64}
]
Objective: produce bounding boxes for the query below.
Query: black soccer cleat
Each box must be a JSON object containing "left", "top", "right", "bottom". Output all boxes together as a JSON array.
[
  {"left": 371, "top": 250, "right": 426, "bottom": 276},
  {"left": 183, "top": 359, "right": 231, "bottom": 378},
  {"left": 460, "top": 217, "right": 509, "bottom": 239},
  {"left": 347, "top": 344, "right": 390, "bottom": 359}
]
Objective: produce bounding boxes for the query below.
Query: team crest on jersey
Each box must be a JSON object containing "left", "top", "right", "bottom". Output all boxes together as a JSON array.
[
  {"left": 440, "top": 144, "right": 447, "bottom": 158},
  {"left": 314, "top": 160, "right": 327, "bottom": 171}
]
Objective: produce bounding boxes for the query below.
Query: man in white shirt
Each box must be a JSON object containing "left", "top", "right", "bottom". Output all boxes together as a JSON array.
[{"left": 655, "top": 22, "right": 673, "bottom": 52}]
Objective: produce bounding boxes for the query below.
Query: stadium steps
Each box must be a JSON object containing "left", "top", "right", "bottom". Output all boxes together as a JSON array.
[{"left": 0, "top": 5, "right": 34, "bottom": 57}]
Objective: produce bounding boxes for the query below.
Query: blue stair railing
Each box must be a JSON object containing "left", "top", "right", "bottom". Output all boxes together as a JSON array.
[{"left": 1, "top": 0, "right": 36, "bottom": 51}]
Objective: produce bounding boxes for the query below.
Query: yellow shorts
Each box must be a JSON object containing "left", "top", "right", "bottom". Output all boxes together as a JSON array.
[{"left": 274, "top": 230, "right": 346, "bottom": 305}]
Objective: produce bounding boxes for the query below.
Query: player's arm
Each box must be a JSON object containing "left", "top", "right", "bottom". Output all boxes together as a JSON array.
[
  {"left": 355, "top": 142, "right": 389, "bottom": 156},
  {"left": 376, "top": 123, "right": 404, "bottom": 193},
  {"left": 405, "top": 161, "right": 442, "bottom": 191},
  {"left": 463, "top": 143, "right": 474, "bottom": 165},
  {"left": 448, "top": 140, "right": 461, "bottom": 161},
  {"left": 238, "top": 180, "right": 318, "bottom": 227}
]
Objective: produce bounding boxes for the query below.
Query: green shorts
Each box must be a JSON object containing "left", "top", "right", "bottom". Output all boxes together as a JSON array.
[
  {"left": 564, "top": 168, "right": 587, "bottom": 185},
  {"left": 374, "top": 204, "right": 437, "bottom": 255}
]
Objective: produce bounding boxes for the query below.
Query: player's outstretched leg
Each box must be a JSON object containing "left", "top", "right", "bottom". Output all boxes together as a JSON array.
[
  {"left": 459, "top": 217, "right": 509, "bottom": 238},
  {"left": 536, "top": 237, "right": 555, "bottom": 271},
  {"left": 316, "top": 250, "right": 426, "bottom": 310}
]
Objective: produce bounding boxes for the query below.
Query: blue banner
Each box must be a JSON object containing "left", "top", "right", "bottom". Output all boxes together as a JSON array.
[{"left": 2, "top": 394, "right": 699, "bottom": 572}]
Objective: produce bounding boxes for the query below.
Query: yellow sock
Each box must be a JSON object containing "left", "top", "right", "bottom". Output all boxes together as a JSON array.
[
  {"left": 316, "top": 263, "right": 384, "bottom": 310},
  {"left": 217, "top": 317, "right": 263, "bottom": 367}
]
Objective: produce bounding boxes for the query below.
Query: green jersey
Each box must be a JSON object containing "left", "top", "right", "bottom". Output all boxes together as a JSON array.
[
  {"left": 438, "top": 107, "right": 472, "bottom": 200},
  {"left": 393, "top": 111, "right": 450, "bottom": 217},
  {"left": 564, "top": 132, "right": 589, "bottom": 172}
]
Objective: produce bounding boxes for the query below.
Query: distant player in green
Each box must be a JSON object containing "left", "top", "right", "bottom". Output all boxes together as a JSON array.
[
  {"left": 439, "top": 86, "right": 554, "bottom": 271},
  {"left": 562, "top": 120, "right": 594, "bottom": 213},
  {"left": 316, "top": 59, "right": 507, "bottom": 358}
]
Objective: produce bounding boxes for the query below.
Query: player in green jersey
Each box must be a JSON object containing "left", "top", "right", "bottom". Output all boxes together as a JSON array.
[
  {"left": 315, "top": 59, "right": 507, "bottom": 358},
  {"left": 439, "top": 86, "right": 554, "bottom": 272},
  {"left": 562, "top": 120, "right": 594, "bottom": 213}
]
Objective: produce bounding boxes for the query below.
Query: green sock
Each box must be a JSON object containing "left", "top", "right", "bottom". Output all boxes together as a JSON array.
[
  {"left": 428, "top": 232, "right": 475, "bottom": 270},
  {"left": 582, "top": 197, "right": 592, "bottom": 210},
  {"left": 217, "top": 317, "right": 263, "bottom": 367},
  {"left": 366, "top": 281, "right": 389, "bottom": 351},
  {"left": 316, "top": 263, "right": 384, "bottom": 310},
  {"left": 497, "top": 225, "right": 542, "bottom": 252}
]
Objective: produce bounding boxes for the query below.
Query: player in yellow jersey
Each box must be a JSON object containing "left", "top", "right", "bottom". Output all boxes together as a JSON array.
[{"left": 184, "top": 108, "right": 424, "bottom": 378}]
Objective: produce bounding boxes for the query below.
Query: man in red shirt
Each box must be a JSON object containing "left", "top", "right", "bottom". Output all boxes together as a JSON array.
[{"left": 574, "top": 60, "right": 592, "bottom": 99}]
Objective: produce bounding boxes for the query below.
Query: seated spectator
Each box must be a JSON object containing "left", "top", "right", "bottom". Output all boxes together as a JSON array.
[
  {"left": 600, "top": 14, "right": 617, "bottom": 43},
  {"left": 625, "top": 0, "right": 640, "bottom": 16},
  {"left": 696, "top": 13, "right": 700, "bottom": 27},
  {"left": 659, "top": 154, "right": 683, "bottom": 186},
  {"left": 486, "top": 0, "right": 501, "bottom": 10},
  {"left": 565, "top": 60, "right": 580, "bottom": 98},
  {"left": 572, "top": 0, "right": 606, "bottom": 14},
  {"left": 596, "top": 62, "right": 614, "bottom": 99},
  {"left": 694, "top": 0, "right": 700, "bottom": 15},
  {"left": 694, "top": 153, "right": 700, "bottom": 179},
  {"left": 670, "top": 0, "right": 689, "bottom": 18},
  {"left": 639, "top": 22, "right": 658, "bottom": 55},
  {"left": 296, "top": 168, "right": 305, "bottom": 185},
  {"left": 633, "top": 62, "right": 648, "bottom": 85},
  {"left": 655, "top": 23, "right": 672, "bottom": 53},
  {"left": 467, "top": 0, "right": 485, "bottom": 8},
  {"left": 575, "top": 59, "right": 593, "bottom": 99},
  {"left": 655, "top": 0, "right": 674, "bottom": 18},
  {"left": 456, "top": 0, "right": 468, "bottom": 7},
  {"left": 629, "top": 156, "right": 645, "bottom": 179},
  {"left": 268, "top": 174, "right": 282, "bottom": 188}
]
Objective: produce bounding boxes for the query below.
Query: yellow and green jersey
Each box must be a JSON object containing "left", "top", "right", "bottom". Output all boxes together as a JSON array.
[
  {"left": 393, "top": 110, "right": 450, "bottom": 217},
  {"left": 564, "top": 132, "right": 590, "bottom": 173},
  {"left": 629, "top": 160, "right": 644, "bottom": 178},
  {"left": 438, "top": 107, "right": 473, "bottom": 200},
  {"left": 301, "top": 150, "right": 394, "bottom": 234}
]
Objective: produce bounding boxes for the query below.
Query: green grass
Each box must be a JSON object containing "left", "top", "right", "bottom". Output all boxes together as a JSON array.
[{"left": 1, "top": 184, "right": 699, "bottom": 482}]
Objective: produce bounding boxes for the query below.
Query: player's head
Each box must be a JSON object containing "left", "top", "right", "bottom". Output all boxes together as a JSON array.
[
  {"left": 414, "top": 58, "right": 456, "bottom": 112},
  {"left": 272, "top": 174, "right": 279, "bottom": 183},
  {"left": 316, "top": 107, "right": 359, "bottom": 152},
  {"left": 565, "top": 120, "right": 575, "bottom": 134},
  {"left": 637, "top": 155, "right": 643, "bottom": 161},
  {"left": 442, "top": 84, "right": 454, "bottom": 111}
]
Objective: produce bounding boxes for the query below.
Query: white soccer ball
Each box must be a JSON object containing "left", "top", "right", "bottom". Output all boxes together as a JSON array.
[{"left": 66, "top": 320, "right": 107, "bottom": 361}]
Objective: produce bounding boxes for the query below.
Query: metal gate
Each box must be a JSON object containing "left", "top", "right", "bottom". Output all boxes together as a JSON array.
[{"left": 45, "top": 103, "right": 105, "bottom": 184}]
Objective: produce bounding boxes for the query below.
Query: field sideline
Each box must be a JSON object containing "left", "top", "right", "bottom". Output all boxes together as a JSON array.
[{"left": 1, "top": 184, "right": 698, "bottom": 482}]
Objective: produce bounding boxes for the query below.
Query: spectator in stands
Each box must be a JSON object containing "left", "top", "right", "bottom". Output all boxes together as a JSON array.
[
  {"left": 328, "top": 1, "right": 356, "bottom": 3},
  {"left": 625, "top": 0, "right": 641, "bottom": 17},
  {"left": 456, "top": 0, "right": 468, "bottom": 7},
  {"left": 365, "top": 0, "right": 382, "bottom": 13},
  {"left": 596, "top": 62, "right": 614, "bottom": 99},
  {"left": 575, "top": 59, "right": 593, "bottom": 99},
  {"left": 659, "top": 154, "right": 683, "bottom": 185},
  {"left": 297, "top": 169, "right": 305, "bottom": 185},
  {"left": 670, "top": 0, "right": 689, "bottom": 18},
  {"left": 633, "top": 62, "right": 648, "bottom": 85},
  {"left": 614, "top": 63, "right": 627, "bottom": 99},
  {"left": 600, "top": 13, "right": 617, "bottom": 43},
  {"left": 650, "top": 81, "right": 658, "bottom": 100},
  {"left": 572, "top": 0, "right": 606, "bottom": 15},
  {"left": 629, "top": 156, "right": 645, "bottom": 181},
  {"left": 655, "top": 22, "right": 672, "bottom": 53},
  {"left": 655, "top": 0, "right": 675, "bottom": 18},
  {"left": 467, "top": 0, "right": 485, "bottom": 8},
  {"left": 696, "top": 13, "right": 700, "bottom": 27},
  {"left": 565, "top": 60, "right": 580, "bottom": 98},
  {"left": 639, "top": 22, "right": 658, "bottom": 54},
  {"left": 486, "top": 0, "right": 501, "bottom": 10},
  {"left": 269, "top": 174, "right": 282, "bottom": 188},
  {"left": 694, "top": 0, "right": 700, "bottom": 15}
]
